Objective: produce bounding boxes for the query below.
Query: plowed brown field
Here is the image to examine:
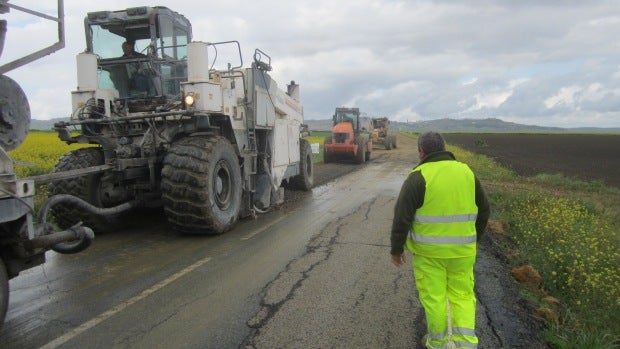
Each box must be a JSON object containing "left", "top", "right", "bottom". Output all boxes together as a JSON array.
[{"left": 442, "top": 133, "right": 620, "bottom": 188}]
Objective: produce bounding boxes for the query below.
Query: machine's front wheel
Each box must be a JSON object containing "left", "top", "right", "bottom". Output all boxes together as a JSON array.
[
  {"left": 48, "top": 148, "right": 126, "bottom": 233},
  {"left": 161, "top": 136, "right": 242, "bottom": 234},
  {"left": 0, "top": 259, "right": 8, "bottom": 328}
]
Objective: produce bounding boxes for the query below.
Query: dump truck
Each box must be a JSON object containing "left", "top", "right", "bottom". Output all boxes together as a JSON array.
[
  {"left": 371, "top": 117, "right": 397, "bottom": 150},
  {"left": 0, "top": 0, "right": 95, "bottom": 327},
  {"left": 323, "top": 107, "right": 372, "bottom": 164},
  {"left": 48, "top": 6, "right": 313, "bottom": 236}
]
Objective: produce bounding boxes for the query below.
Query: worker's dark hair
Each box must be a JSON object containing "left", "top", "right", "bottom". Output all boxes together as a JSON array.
[{"left": 418, "top": 131, "right": 445, "bottom": 154}]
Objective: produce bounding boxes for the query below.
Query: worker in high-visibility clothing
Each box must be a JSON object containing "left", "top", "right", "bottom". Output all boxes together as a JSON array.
[{"left": 391, "top": 131, "right": 490, "bottom": 349}]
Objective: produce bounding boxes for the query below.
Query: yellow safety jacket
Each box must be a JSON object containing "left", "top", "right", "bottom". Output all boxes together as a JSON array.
[{"left": 405, "top": 160, "right": 478, "bottom": 258}]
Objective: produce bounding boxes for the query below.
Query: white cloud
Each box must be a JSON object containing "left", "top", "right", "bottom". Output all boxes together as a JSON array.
[
  {"left": 545, "top": 85, "right": 581, "bottom": 109},
  {"left": 461, "top": 77, "right": 478, "bottom": 85},
  {"left": 392, "top": 107, "right": 424, "bottom": 123}
]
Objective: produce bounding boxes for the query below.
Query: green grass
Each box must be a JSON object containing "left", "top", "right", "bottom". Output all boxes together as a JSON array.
[{"left": 445, "top": 143, "right": 516, "bottom": 181}]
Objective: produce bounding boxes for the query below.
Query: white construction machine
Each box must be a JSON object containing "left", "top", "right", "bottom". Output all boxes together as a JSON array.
[{"left": 49, "top": 6, "right": 314, "bottom": 235}]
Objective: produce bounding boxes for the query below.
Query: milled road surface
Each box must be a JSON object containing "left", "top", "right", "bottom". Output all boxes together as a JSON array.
[{"left": 1, "top": 135, "right": 548, "bottom": 348}]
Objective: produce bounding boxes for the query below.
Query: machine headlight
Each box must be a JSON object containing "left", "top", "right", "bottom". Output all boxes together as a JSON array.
[{"left": 184, "top": 93, "right": 195, "bottom": 107}]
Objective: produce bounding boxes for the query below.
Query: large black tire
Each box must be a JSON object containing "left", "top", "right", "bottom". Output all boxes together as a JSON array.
[
  {"left": 0, "top": 259, "right": 8, "bottom": 328},
  {"left": 354, "top": 137, "right": 366, "bottom": 164},
  {"left": 392, "top": 135, "right": 397, "bottom": 148},
  {"left": 161, "top": 136, "right": 242, "bottom": 234},
  {"left": 290, "top": 139, "right": 314, "bottom": 191},
  {"left": 323, "top": 135, "right": 333, "bottom": 164},
  {"left": 385, "top": 138, "right": 392, "bottom": 150},
  {"left": 48, "top": 148, "right": 125, "bottom": 233}
]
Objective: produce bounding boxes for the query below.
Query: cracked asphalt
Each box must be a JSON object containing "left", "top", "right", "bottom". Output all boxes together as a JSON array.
[
  {"left": 243, "top": 135, "right": 549, "bottom": 349},
  {"left": 243, "top": 196, "right": 426, "bottom": 348}
]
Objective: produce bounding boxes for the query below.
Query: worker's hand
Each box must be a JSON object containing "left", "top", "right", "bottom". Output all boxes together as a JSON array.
[{"left": 391, "top": 253, "right": 405, "bottom": 267}]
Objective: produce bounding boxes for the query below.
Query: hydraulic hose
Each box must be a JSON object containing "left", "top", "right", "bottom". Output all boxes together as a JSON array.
[
  {"left": 35, "top": 194, "right": 141, "bottom": 254},
  {"left": 36, "top": 194, "right": 141, "bottom": 225}
]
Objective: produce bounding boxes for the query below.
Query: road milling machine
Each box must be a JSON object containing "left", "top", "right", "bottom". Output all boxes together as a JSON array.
[
  {"left": 0, "top": 0, "right": 95, "bottom": 327},
  {"left": 48, "top": 6, "right": 314, "bottom": 236},
  {"left": 323, "top": 107, "right": 372, "bottom": 164},
  {"left": 371, "top": 117, "right": 397, "bottom": 150}
]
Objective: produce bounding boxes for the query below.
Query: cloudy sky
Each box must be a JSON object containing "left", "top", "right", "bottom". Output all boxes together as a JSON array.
[{"left": 2, "top": 0, "right": 620, "bottom": 127}]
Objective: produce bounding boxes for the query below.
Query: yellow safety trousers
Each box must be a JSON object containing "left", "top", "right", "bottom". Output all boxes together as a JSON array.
[{"left": 413, "top": 254, "right": 478, "bottom": 349}]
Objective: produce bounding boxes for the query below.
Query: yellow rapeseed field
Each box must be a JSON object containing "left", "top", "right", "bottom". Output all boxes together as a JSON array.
[
  {"left": 7, "top": 131, "right": 94, "bottom": 178},
  {"left": 509, "top": 195, "right": 619, "bottom": 308}
]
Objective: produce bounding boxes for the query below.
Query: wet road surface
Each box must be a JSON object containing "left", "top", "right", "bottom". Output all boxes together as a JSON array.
[{"left": 1, "top": 135, "right": 548, "bottom": 348}]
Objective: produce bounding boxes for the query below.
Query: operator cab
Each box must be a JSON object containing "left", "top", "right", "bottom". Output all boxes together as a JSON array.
[
  {"left": 372, "top": 118, "right": 387, "bottom": 129},
  {"left": 334, "top": 109, "right": 359, "bottom": 128},
  {"left": 85, "top": 6, "right": 191, "bottom": 110},
  {"left": 334, "top": 107, "right": 365, "bottom": 135}
]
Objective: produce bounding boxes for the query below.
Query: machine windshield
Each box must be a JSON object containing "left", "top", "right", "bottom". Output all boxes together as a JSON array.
[
  {"left": 88, "top": 16, "right": 190, "bottom": 99},
  {"left": 372, "top": 119, "right": 386, "bottom": 128},
  {"left": 90, "top": 24, "right": 150, "bottom": 59},
  {"left": 335, "top": 110, "right": 359, "bottom": 125}
]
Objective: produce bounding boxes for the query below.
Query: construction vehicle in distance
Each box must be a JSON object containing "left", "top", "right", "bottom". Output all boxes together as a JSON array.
[
  {"left": 48, "top": 6, "right": 313, "bottom": 236},
  {"left": 323, "top": 107, "right": 372, "bottom": 164},
  {"left": 0, "top": 0, "right": 95, "bottom": 327},
  {"left": 371, "top": 117, "right": 397, "bottom": 150}
]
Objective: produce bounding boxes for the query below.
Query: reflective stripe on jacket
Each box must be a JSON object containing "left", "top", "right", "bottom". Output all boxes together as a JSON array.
[{"left": 405, "top": 160, "right": 478, "bottom": 258}]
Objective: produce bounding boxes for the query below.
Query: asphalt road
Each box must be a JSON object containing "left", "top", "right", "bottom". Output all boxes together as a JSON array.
[{"left": 0, "top": 135, "right": 549, "bottom": 349}]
